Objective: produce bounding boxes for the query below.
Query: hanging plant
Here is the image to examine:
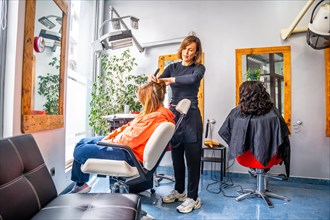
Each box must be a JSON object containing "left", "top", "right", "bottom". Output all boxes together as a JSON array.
[
  {"left": 37, "top": 57, "right": 60, "bottom": 115},
  {"left": 89, "top": 49, "right": 148, "bottom": 135}
]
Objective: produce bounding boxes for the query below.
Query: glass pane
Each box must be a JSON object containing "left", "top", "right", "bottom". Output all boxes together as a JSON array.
[
  {"left": 65, "top": 0, "right": 97, "bottom": 165},
  {"left": 33, "top": 0, "right": 62, "bottom": 115},
  {"left": 242, "top": 53, "right": 284, "bottom": 116}
]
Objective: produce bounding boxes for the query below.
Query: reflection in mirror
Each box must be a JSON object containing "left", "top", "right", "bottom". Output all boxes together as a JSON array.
[
  {"left": 34, "top": 0, "right": 62, "bottom": 115},
  {"left": 236, "top": 46, "right": 291, "bottom": 129},
  {"left": 22, "top": 0, "right": 68, "bottom": 133},
  {"left": 242, "top": 53, "right": 284, "bottom": 115},
  {"left": 158, "top": 53, "right": 205, "bottom": 122}
]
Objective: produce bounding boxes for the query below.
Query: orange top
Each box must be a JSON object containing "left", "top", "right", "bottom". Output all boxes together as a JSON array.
[{"left": 103, "top": 107, "right": 175, "bottom": 162}]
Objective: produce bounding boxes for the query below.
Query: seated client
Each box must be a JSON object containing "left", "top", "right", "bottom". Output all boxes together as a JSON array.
[
  {"left": 70, "top": 80, "right": 175, "bottom": 193},
  {"left": 218, "top": 80, "right": 290, "bottom": 176}
]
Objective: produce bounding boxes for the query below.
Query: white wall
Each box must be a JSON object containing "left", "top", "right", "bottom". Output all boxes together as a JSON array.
[
  {"left": 4, "top": 0, "right": 70, "bottom": 192},
  {"left": 105, "top": 0, "right": 330, "bottom": 179}
]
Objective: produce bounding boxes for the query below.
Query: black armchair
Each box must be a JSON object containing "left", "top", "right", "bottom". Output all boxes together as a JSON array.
[{"left": 0, "top": 134, "right": 141, "bottom": 220}]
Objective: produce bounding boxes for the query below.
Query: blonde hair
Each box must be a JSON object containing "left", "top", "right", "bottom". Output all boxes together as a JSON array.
[
  {"left": 177, "top": 35, "right": 203, "bottom": 65},
  {"left": 137, "top": 80, "right": 166, "bottom": 117}
]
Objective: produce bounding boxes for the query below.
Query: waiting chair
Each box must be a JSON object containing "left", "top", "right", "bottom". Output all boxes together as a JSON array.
[
  {"left": 235, "top": 150, "right": 290, "bottom": 208},
  {"left": 0, "top": 134, "right": 141, "bottom": 220},
  {"left": 81, "top": 99, "right": 191, "bottom": 194}
]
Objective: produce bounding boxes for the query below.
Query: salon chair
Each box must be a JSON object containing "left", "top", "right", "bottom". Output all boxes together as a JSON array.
[
  {"left": 153, "top": 99, "right": 192, "bottom": 186},
  {"left": 153, "top": 99, "right": 191, "bottom": 186},
  {"left": 81, "top": 99, "right": 191, "bottom": 194},
  {"left": 153, "top": 145, "right": 175, "bottom": 187},
  {"left": 235, "top": 150, "right": 290, "bottom": 208}
]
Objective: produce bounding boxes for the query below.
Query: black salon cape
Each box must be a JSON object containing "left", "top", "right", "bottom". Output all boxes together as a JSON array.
[{"left": 218, "top": 107, "right": 291, "bottom": 177}]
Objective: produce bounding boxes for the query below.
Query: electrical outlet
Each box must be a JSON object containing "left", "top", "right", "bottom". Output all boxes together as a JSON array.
[{"left": 50, "top": 167, "right": 55, "bottom": 176}]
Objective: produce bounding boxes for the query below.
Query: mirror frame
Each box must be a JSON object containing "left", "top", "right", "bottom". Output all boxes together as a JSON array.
[
  {"left": 236, "top": 46, "right": 291, "bottom": 129},
  {"left": 325, "top": 48, "right": 330, "bottom": 137},
  {"left": 22, "top": 0, "right": 68, "bottom": 133},
  {"left": 158, "top": 53, "right": 205, "bottom": 122}
]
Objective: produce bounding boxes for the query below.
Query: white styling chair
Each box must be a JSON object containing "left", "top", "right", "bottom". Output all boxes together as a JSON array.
[
  {"left": 153, "top": 99, "right": 191, "bottom": 186},
  {"left": 81, "top": 99, "right": 191, "bottom": 194}
]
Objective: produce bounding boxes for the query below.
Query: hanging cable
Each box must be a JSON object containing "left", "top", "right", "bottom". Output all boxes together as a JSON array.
[{"left": 206, "top": 158, "right": 245, "bottom": 198}]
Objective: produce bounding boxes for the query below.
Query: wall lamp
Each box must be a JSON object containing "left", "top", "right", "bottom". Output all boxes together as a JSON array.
[
  {"left": 91, "top": 6, "right": 195, "bottom": 55},
  {"left": 37, "top": 15, "right": 62, "bottom": 52},
  {"left": 110, "top": 16, "right": 139, "bottom": 30},
  {"left": 92, "top": 6, "right": 144, "bottom": 54},
  {"left": 38, "top": 15, "right": 62, "bottom": 29}
]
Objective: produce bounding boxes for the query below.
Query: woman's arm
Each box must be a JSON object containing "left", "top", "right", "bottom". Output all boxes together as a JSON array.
[
  {"left": 102, "top": 121, "right": 131, "bottom": 141},
  {"left": 149, "top": 64, "right": 174, "bottom": 84}
]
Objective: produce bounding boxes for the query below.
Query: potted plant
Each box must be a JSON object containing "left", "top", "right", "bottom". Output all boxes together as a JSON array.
[
  {"left": 37, "top": 57, "right": 60, "bottom": 115},
  {"left": 89, "top": 49, "right": 148, "bottom": 135},
  {"left": 245, "top": 68, "right": 261, "bottom": 81}
]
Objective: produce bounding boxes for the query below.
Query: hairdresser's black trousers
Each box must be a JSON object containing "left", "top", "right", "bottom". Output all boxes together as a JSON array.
[{"left": 171, "top": 141, "right": 202, "bottom": 200}]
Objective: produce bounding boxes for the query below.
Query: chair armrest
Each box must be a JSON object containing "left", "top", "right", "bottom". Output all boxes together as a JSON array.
[{"left": 97, "top": 141, "right": 147, "bottom": 176}]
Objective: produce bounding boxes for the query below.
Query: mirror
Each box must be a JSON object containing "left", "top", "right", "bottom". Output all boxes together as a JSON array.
[
  {"left": 158, "top": 53, "right": 205, "bottom": 122},
  {"left": 22, "top": 0, "right": 68, "bottom": 133},
  {"left": 236, "top": 46, "right": 291, "bottom": 129}
]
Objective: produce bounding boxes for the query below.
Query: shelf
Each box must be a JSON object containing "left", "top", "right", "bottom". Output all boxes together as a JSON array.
[{"left": 201, "top": 157, "right": 224, "bottom": 163}]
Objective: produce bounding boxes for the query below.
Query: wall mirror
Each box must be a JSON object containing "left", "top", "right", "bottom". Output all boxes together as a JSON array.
[
  {"left": 236, "top": 46, "right": 291, "bottom": 129},
  {"left": 22, "top": 0, "right": 68, "bottom": 133},
  {"left": 158, "top": 53, "right": 205, "bottom": 122}
]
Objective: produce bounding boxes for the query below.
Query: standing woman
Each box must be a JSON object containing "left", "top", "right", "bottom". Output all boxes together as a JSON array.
[{"left": 149, "top": 35, "right": 205, "bottom": 213}]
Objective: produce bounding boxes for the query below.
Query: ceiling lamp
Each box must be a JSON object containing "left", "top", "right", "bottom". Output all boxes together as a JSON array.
[{"left": 306, "top": 0, "right": 330, "bottom": 49}]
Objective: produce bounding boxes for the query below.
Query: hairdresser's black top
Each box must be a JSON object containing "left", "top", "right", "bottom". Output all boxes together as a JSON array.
[{"left": 160, "top": 62, "right": 205, "bottom": 105}]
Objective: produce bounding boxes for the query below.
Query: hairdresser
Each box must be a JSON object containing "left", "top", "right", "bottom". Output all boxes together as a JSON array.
[{"left": 149, "top": 35, "right": 205, "bottom": 213}]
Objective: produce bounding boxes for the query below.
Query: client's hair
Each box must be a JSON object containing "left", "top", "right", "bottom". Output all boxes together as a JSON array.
[
  {"left": 239, "top": 81, "right": 273, "bottom": 116},
  {"left": 137, "top": 80, "right": 166, "bottom": 117}
]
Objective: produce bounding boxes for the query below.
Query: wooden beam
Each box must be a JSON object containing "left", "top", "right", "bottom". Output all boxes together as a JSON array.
[{"left": 280, "top": 0, "right": 315, "bottom": 40}]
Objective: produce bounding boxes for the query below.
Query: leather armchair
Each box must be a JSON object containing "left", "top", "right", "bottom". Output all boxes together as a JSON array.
[{"left": 0, "top": 134, "right": 141, "bottom": 220}]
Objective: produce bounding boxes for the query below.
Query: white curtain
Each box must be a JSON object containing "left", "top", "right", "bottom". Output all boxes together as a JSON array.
[{"left": 0, "top": 0, "right": 8, "bottom": 138}]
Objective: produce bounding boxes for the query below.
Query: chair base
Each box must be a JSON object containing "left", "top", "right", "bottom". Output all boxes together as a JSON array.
[
  {"left": 236, "top": 188, "right": 290, "bottom": 208},
  {"left": 236, "top": 168, "right": 290, "bottom": 208},
  {"left": 109, "top": 176, "right": 154, "bottom": 194},
  {"left": 153, "top": 173, "right": 175, "bottom": 187}
]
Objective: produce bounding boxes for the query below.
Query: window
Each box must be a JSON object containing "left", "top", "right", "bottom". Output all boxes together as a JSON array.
[{"left": 65, "top": 1, "right": 99, "bottom": 168}]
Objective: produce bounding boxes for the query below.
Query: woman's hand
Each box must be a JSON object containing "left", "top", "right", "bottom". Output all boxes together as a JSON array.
[{"left": 148, "top": 74, "right": 158, "bottom": 83}]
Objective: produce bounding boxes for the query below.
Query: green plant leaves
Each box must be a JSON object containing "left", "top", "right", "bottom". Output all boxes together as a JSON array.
[
  {"left": 245, "top": 68, "right": 261, "bottom": 81},
  {"left": 37, "top": 57, "right": 60, "bottom": 115},
  {"left": 89, "top": 49, "right": 147, "bottom": 135}
]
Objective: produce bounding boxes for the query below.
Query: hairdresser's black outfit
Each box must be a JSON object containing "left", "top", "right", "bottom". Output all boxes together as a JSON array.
[
  {"left": 218, "top": 107, "right": 291, "bottom": 177},
  {"left": 160, "top": 61, "right": 205, "bottom": 200}
]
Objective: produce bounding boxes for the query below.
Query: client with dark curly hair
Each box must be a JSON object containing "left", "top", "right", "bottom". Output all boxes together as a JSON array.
[
  {"left": 238, "top": 80, "right": 274, "bottom": 116},
  {"left": 219, "top": 80, "right": 291, "bottom": 176}
]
